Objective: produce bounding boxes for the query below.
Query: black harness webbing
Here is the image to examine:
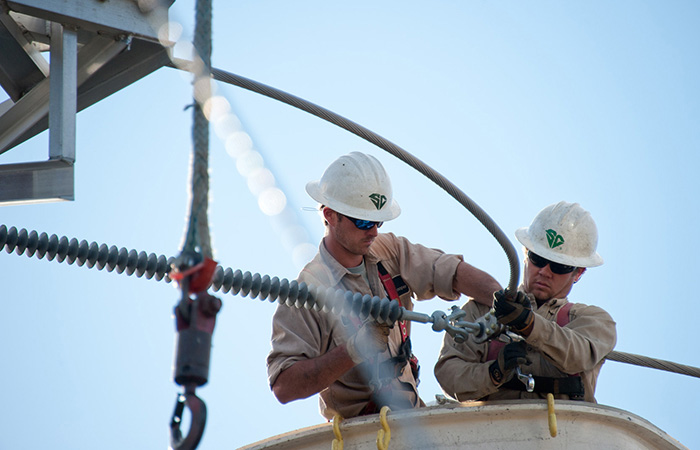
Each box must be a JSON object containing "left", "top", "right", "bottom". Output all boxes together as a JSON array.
[{"left": 501, "top": 374, "right": 585, "bottom": 399}]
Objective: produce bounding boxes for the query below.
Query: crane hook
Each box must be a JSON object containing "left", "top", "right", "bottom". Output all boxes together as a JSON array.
[{"left": 170, "top": 387, "right": 207, "bottom": 450}]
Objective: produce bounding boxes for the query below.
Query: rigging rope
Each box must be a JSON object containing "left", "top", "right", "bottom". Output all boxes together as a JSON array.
[
  {"left": 171, "top": 3, "right": 215, "bottom": 450},
  {"left": 2, "top": 223, "right": 699, "bottom": 381},
  {"left": 180, "top": 0, "right": 213, "bottom": 258}
]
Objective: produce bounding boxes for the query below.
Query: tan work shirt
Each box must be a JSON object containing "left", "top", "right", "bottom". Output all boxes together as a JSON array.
[
  {"left": 435, "top": 296, "right": 616, "bottom": 403},
  {"left": 267, "top": 232, "right": 463, "bottom": 420}
]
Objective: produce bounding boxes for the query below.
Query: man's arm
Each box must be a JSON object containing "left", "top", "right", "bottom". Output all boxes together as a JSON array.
[
  {"left": 453, "top": 261, "right": 501, "bottom": 306},
  {"left": 271, "top": 321, "right": 390, "bottom": 403},
  {"left": 525, "top": 303, "right": 617, "bottom": 374},
  {"left": 272, "top": 345, "right": 356, "bottom": 403}
]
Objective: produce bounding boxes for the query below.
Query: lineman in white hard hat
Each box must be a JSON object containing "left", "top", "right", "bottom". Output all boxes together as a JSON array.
[
  {"left": 305, "top": 151, "right": 401, "bottom": 223},
  {"left": 516, "top": 201, "right": 603, "bottom": 269},
  {"left": 513, "top": 201, "right": 603, "bottom": 305},
  {"left": 436, "top": 201, "right": 616, "bottom": 403},
  {"left": 267, "top": 152, "right": 502, "bottom": 420}
]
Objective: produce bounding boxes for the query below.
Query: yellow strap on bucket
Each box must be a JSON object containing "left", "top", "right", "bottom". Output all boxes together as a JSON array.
[
  {"left": 332, "top": 414, "right": 343, "bottom": 450},
  {"left": 547, "top": 393, "right": 558, "bottom": 437},
  {"left": 376, "top": 406, "right": 391, "bottom": 450}
]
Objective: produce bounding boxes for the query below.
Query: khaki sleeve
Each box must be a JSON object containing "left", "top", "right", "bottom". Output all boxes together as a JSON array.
[
  {"left": 526, "top": 303, "right": 617, "bottom": 374},
  {"left": 373, "top": 233, "right": 463, "bottom": 301},
  {"left": 266, "top": 302, "right": 341, "bottom": 387}
]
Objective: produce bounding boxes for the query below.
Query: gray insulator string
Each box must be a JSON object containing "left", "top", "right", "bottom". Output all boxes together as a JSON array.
[
  {"left": 3, "top": 223, "right": 699, "bottom": 380},
  {"left": 0, "top": 225, "right": 400, "bottom": 324},
  {"left": 0, "top": 225, "right": 172, "bottom": 279},
  {"left": 212, "top": 268, "right": 402, "bottom": 324},
  {"left": 167, "top": 59, "right": 520, "bottom": 294}
]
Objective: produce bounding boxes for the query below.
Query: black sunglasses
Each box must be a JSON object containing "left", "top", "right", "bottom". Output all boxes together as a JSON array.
[
  {"left": 528, "top": 251, "right": 576, "bottom": 275},
  {"left": 341, "top": 214, "right": 383, "bottom": 230}
]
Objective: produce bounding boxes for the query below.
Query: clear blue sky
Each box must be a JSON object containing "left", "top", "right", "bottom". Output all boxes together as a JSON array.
[{"left": 1, "top": 1, "right": 699, "bottom": 449}]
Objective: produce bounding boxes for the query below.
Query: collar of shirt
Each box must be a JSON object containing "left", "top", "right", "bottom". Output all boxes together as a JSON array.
[
  {"left": 318, "top": 238, "right": 382, "bottom": 294},
  {"left": 519, "top": 285, "right": 569, "bottom": 311}
]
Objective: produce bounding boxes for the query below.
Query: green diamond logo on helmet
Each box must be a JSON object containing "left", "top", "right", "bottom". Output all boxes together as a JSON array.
[
  {"left": 369, "top": 193, "right": 387, "bottom": 210},
  {"left": 546, "top": 229, "right": 565, "bottom": 248}
]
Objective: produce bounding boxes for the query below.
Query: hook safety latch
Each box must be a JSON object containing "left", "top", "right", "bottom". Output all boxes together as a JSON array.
[{"left": 170, "top": 390, "right": 207, "bottom": 450}]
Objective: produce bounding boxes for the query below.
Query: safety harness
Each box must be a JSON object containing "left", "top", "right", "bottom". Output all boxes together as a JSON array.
[
  {"left": 359, "top": 262, "right": 420, "bottom": 415},
  {"left": 487, "top": 302, "right": 585, "bottom": 400},
  {"left": 377, "top": 262, "right": 420, "bottom": 381}
]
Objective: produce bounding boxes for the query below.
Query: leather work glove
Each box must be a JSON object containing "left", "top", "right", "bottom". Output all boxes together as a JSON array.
[
  {"left": 488, "top": 341, "right": 530, "bottom": 386},
  {"left": 493, "top": 289, "right": 535, "bottom": 336},
  {"left": 345, "top": 321, "right": 391, "bottom": 364}
]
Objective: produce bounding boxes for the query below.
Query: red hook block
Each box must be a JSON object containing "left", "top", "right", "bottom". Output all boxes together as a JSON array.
[{"left": 171, "top": 257, "right": 218, "bottom": 293}]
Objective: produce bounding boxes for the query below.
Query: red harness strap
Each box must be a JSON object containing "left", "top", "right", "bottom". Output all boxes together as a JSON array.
[
  {"left": 376, "top": 262, "right": 409, "bottom": 343},
  {"left": 376, "top": 262, "right": 419, "bottom": 376},
  {"left": 553, "top": 302, "right": 579, "bottom": 378},
  {"left": 555, "top": 302, "right": 573, "bottom": 327}
]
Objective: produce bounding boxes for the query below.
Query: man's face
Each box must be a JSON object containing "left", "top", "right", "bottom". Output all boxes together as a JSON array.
[
  {"left": 523, "top": 251, "right": 585, "bottom": 303},
  {"left": 329, "top": 211, "right": 379, "bottom": 256}
]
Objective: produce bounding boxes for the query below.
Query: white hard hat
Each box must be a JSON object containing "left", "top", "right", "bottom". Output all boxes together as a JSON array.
[
  {"left": 515, "top": 201, "right": 603, "bottom": 268},
  {"left": 306, "top": 152, "right": 401, "bottom": 222}
]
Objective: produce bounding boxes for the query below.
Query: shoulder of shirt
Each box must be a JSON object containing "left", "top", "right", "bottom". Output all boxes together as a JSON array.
[
  {"left": 298, "top": 259, "right": 335, "bottom": 287},
  {"left": 370, "top": 232, "right": 407, "bottom": 259},
  {"left": 558, "top": 298, "right": 614, "bottom": 320},
  {"left": 374, "top": 232, "right": 399, "bottom": 246}
]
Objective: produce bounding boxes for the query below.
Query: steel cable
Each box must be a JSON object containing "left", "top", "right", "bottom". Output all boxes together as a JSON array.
[
  {"left": 606, "top": 350, "right": 700, "bottom": 379},
  {"left": 167, "top": 60, "right": 521, "bottom": 295}
]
